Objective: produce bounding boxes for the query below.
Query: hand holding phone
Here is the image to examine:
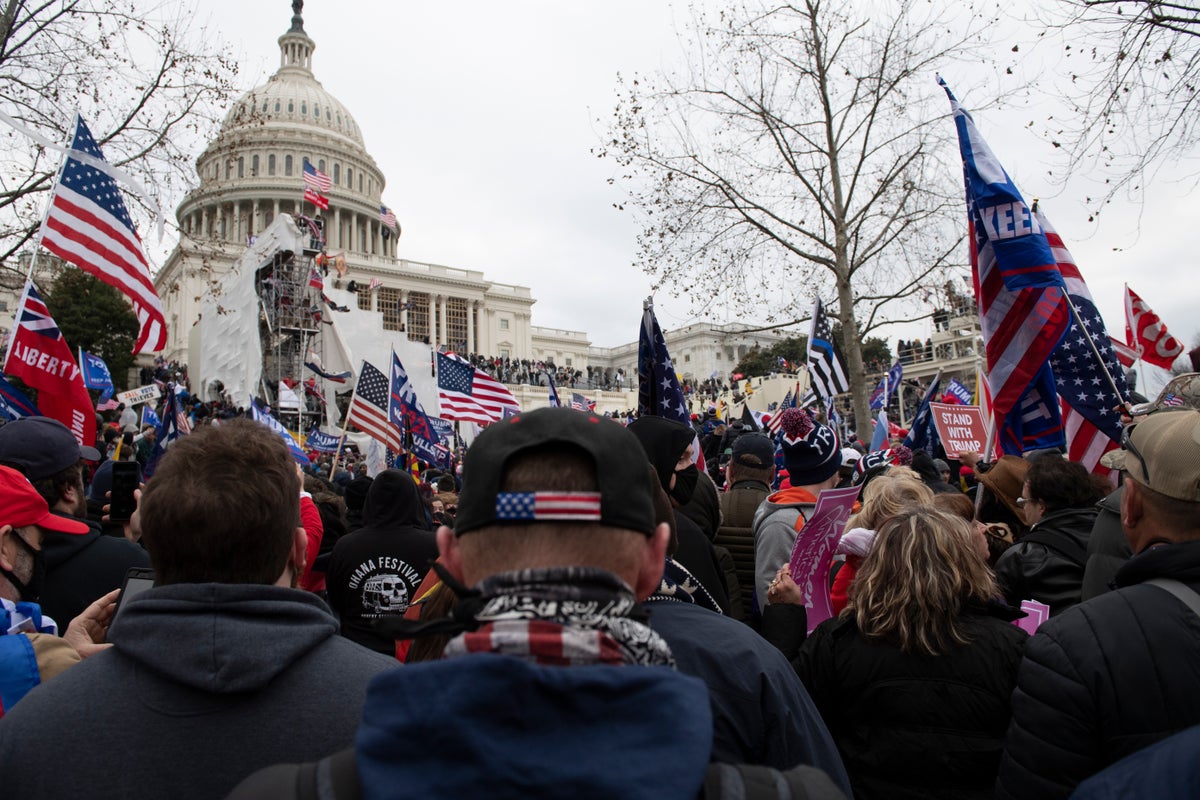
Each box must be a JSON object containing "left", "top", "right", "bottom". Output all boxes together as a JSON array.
[{"left": 108, "top": 461, "right": 140, "bottom": 522}]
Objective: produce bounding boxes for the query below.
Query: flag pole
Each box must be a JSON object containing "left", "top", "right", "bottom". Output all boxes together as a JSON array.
[
  {"left": 1064, "top": 295, "right": 1127, "bottom": 409},
  {"left": 329, "top": 360, "right": 364, "bottom": 480}
]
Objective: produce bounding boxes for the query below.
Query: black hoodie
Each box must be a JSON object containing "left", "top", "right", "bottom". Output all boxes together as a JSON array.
[
  {"left": 325, "top": 470, "right": 438, "bottom": 654},
  {"left": 41, "top": 512, "right": 150, "bottom": 626}
]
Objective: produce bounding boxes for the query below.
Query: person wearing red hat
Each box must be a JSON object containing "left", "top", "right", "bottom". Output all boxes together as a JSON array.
[{"left": 0, "top": 465, "right": 117, "bottom": 717}]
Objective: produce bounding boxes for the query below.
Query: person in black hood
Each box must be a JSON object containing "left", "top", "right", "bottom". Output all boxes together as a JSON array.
[
  {"left": 342, "top": 475, "right": 372, "bottom": 533},
  {"left": 628, "top": 416, "right": 731, "bottom": 614},
  {"left": 326, "top": 469, "right": 439, "bottom": 655}
]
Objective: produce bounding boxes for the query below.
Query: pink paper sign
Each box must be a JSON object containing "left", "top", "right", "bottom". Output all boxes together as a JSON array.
[
  {"left": 1014, "top": 599, "right": 1051, "bottom": 635},
  {"left": 788, "top": 485, "right": 861, "bottom": 633},
  {"left": 930, "top": 403, "right": 989, "bottom": 457}
]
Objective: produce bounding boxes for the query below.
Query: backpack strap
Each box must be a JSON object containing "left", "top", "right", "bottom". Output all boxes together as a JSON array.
[
  {"left": 1020, "top": 531, "right": 1087, "bottom": 568},
  {"left": 1144, "top": 578, "right": 1200, "bottom": 620}
]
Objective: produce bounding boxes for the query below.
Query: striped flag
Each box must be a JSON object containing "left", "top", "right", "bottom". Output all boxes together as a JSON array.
[
  {"left": 303, "top": 187, "right": 328, "bottom": 210},
  {"left": 495, "top": 492, "right": 602, "bottom": 522},
  {"left": 436, "top": 352, "right": 520, "bottom": 424},
  {"left": 941, "top": 79, "right": 1071, "bottom": 451},
  {"left": 40, "top": 115, "right": 166, "bottom": 353},
  {"left": 346, "top": 361, "right": 402, "bottom": 451},
  {"left": 302, "top": 159, "right": 332, "bottom": 192},
  {"left": 0, "top": 374, "right": 40, "bottom": 421},
  {"left": 570, "top": 392, "right": 595, "bottom": 412},
  {"left": 767, "top": 387, "right": 796, "bottom": 435},
  {"left": 1110, "top": 337, "right": 1138, "bottom": 369},
  {"left": 308, "top": 268, "right": 324, "bottom": 290},
  {"left": 1124, "top": 285, "right": 1183, "bottom": 370},
  {"left": 806, "top": 298, "right": 849, "bottom": 403},
  {"left": 380, "top": 205, "right": 398, "bottom": 231},
  {"left": 368, "top": 277, "right": 383, "bottom": 292}
]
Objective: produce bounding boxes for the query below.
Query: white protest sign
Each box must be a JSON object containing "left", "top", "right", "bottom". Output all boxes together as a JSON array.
[
  {"left": 115, "top": 384, "right": 160, "bottom": 407},
  {"left": 930, "top": 403, "right": 988, "bottom": 456}
]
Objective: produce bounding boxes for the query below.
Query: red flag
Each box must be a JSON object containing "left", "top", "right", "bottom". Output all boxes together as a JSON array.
[
  {"left": 3, "top": 282, "right": 97, "bottom": 449},
  {"left": 40, "top": 115, "right": 166, "bottom": 353},
  {"left": 304, "top": 187, "right": 329, "bottom": 210},
  {"left": 1124, "top": 285, "right": 1183, "bottom": 370},
  {"left": 1109, "top": 336, "right": 1138, "bottom": 369}
]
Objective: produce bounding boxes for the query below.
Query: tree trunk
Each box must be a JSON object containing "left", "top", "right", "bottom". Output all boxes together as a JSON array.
[{"left": 835, "top": 274, "right": 868, "bottom": 444}]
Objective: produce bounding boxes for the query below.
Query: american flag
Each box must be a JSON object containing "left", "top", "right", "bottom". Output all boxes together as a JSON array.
[
  {"left": 347, "top": 360, "right": 402, "bottom": 451},
  {"left": 1044, "top": 217, "right": 1128, "bottom": 473},
  {"left": 436, "top": 352, "right": 520, "bottom": 424},
  {"left": 942, "top": 79, "right": 1071, "bottom": 447},
  {"left": 368, "top": 277, "right": 383, "bottom": 292},
  {"left": 308, "top": 268, "right": 323, "bottom": 290},
  {"left": 546, "top": 372, "right": 562, "bottom": 407},
  {"left": 806, "top": 298, "right": 849, "bottom": 404},
  {"left": 767, "top": 387, "right": 796, "bottom": 435},
  {"left": 1109, "top": 337, "right": 1138, "bottom": 369},
  {"left": 570, "top": 392, "right": 595, "bottom": 412},
  {"left": 1161, "top": 394, "right": 1185, "bottom": 408},
  {"left": 638, "top": 300, "right": 704, "bottom": 470},
  {"left": 144, "top": 382, "right": 190, "bottom": 478},
  {"left": 40, "top": 115, "right": 166, "bottom": 353},
  {"left": 495, "top": 492, "right": 602, "bottom": 522},
  {"left": 869, "top": 361, "right": 904, "bottom": 410},
  {"left": 303, "top": 159, "right": 332, "bottom": 192},
  {"left": 380, "top": 205, "right": 398, "bottom": 231}
]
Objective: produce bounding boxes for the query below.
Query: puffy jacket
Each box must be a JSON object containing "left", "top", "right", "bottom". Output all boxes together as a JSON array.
[
  {"left": 994, "top": 506, "right": 1097, "bottom": 615},
  {"left": 1080, "top": 487, "right": 1130, "bottom": 601},
  {"left": 997, "top": 541, "right": 1200, "bottom": 800},
  {"left": 715, "top": 479, "right": 771, "bottom": 619},
  {"left": 795, "top": 606, "right": 1027, "bottom": 800},
  {"left": 751, "top": 486, "right": 817, "bottom": 613}
]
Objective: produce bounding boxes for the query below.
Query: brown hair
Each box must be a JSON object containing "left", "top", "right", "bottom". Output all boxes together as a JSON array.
[
  {"left": 847, "top": 475, "right": 934, "bottom": 532},
  {"left": 456, "top": 444, "right": 649, "bottom": 582},
  {"left": 140, "top": 420, "right": 300, "bottom": 585},
  {"left": 848, "top": 506, "right": 999, "bottom": 656}
]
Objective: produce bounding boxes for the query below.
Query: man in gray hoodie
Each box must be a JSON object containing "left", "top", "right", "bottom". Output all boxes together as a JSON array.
[{"left": 0, "top": 420, "right": 395, "bottom": 800}]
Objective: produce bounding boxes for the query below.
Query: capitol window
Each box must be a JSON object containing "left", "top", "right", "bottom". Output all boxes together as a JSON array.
[
  {"left": 500, "top": 318, "right": 509, "bottom": 330},
  {"left": 301, "top": 101, "right": 307, "bottom": 114},
  {"left": 314, "top": 104, "right": 319, "bottom": 117},
  {"left": 237, "top": 157, "right": 244, "bottom": 178},
  {"left": 275, "top": 101, "right": 281, "bottom": 113},
  {"left": 318, "top": 159, "right": 326, "bottom": 173},
  {"left": 346, "top": 168, "right": 352, "bottom": 187},
  {"left": 285, "top": 155, "right": 293, "bottom": 176},
  {"left": 288, "top": 100, "right": 294, "bottom": 113},
  {"left": 268, "top": 155, "right": 276, "bottom": 176},
  {"left": 333, "top": 164, "right": 339, "bottom": 183},
  {"left": 251, "top": 155, "right": 259, "bottom": 175}
]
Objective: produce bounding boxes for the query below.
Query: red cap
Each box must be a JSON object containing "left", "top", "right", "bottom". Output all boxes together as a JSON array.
[{"left": 0, "top": 465, "right": 89, "bottom": 535}]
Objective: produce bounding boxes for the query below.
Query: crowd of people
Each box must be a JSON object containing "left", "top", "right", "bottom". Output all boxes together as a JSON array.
[{"left": 0, "top": 370, "right": 1198, "bottom": 799}]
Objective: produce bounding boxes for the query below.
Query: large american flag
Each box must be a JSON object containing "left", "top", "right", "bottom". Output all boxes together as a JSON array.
[
  {"left": 806, "top": 298, "right": 849, "bottom": 404},
  {"left": 1044, "top": 217, "right": 1128, "bottom": 473},
  {"left": 347, "top": 360, "right": 402, "bottom": 451},
  {"left": 638, "top": 300, "right": 705, "bottom": 470},
  {"left": 303, "top": 159, "right": 332, "bottom": 192},
  {"left": 40, "top": 115, "right": 166, "bottom": 353},
  {"left": 436, "top": 352, "right": 520, "bottom": 424},
  {"left": 943, "top": 79, "right": 1070, "bottom": 447}
]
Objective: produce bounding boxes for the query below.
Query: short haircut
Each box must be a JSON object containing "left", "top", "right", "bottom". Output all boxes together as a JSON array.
[
  {"left": 1026, "top": 457, "right": 1102, "bottom": 514},
  {"left": 1131, "top": 477, "right": 1200, "bottom": 539},
  {"left": 456, "top": 443, "right": 647, "bottom": 580},
  {"left": 139, "top": 420, "right": 300, "bottom": 585},
  {"left": 728, "top": 462, "right": 775, "bottom": 486},
  {"left": 29, "top": 461, "right": 83, "bottom": 509}
]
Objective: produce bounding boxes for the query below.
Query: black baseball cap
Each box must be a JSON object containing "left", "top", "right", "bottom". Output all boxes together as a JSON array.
[
  {"left": 731, "top": 433, "right": 775, "bottom": 468},
  {"left": 0, "top": 417, "right": 101, "bottom": 480},
  {"left": 453, "top": 407, "right": 656, "bottom": 537}
]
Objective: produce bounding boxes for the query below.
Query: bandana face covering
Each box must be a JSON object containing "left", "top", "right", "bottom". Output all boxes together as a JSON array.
[{"left": 669, "top": 464, "right": 699, "bottom": 506}]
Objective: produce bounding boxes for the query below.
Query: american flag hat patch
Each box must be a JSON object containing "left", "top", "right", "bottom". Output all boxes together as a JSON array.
[{"left": 495, "top": 492, "right": 602, "bottom": 522}]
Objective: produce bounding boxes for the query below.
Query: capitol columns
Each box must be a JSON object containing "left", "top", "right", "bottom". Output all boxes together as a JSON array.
[
  {"left": 332, "top": 207, "right": 341, "bottom": 250},
  {"left": 399, "top": 289, "right": 409, "bottom": 333},
  {"left": 437, "top": 294, "right": 448, "bottom": 347},
  {"left": 467, "top": 299, "right": 476, "bottom": 354}
]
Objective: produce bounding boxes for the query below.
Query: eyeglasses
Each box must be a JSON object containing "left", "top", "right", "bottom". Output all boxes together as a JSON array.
[
  {"left": 1015, "top": 497, "right": 1026, "bottom": 508},
  {"left": 1121, "top": 423, "right": 1151, "bottom": 485}
]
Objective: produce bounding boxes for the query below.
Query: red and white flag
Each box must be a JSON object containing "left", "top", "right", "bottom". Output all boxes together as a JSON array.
[
  {"left": 40, "top": 115, "right": 166, "bottom": 353},
  {"left": 3, "top": 281, "right": 97, "bottom": 448},
  {"left": 345, "top": 361, "right": 402, "bottom": 451},
  {"left": 436, "top": 352, "right": 520, "bottom": 424},
  {"left": 303, "top": 187, "right": 329, "bottom": 210},
  {"left": 1125, "top": 285, "right": 1183, "bottom": 370},
  {"left": 1109, "top": 337, "right": 1138, "bottom": 369}
]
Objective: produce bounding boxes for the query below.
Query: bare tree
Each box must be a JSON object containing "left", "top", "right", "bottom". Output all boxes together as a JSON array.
[
  {"left": 599, "top": 0, "right": 995, "bottom": 431},
  {"left": 0, "top": 0, "right": 239, "bottom": 270},
  {"left": 1041, "top": 1, "right": 1200, "bottom": 214}
]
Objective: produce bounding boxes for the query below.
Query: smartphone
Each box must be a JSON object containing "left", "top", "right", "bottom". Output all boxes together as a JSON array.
[
  {"left": 108, "top": 461, "right": 140, "bottom": 522},
  {"left": 112, "top": 567, "right": 155, "bottom": 623}
]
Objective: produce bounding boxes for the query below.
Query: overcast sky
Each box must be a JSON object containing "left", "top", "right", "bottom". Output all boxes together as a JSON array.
[{"left": 178, "top": 0, "right": 1198, "bottom": 362}]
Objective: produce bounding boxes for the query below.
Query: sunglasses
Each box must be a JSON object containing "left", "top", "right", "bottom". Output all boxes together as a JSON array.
[{"left": 1121, "top": 423, "right": 1151, "bottom": 485}]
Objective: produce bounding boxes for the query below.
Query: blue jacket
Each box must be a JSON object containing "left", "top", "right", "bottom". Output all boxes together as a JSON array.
[
  {"left": 355, "top": 653, "right": 712, "bottom": 800},
  {"left": 1070, "top": 723, "right": 1200, "bottom": 799}
]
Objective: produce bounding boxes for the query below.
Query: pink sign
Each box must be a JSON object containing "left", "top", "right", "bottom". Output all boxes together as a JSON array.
[
  {"left": 788, "top": 485, "right": 861, "bottom": 633},
  {"left": 1014, "top": 599, "right": 1051, "bottom": 635},
  {"left": 930, "top": 403, "right": 989, "bottom": 457}
]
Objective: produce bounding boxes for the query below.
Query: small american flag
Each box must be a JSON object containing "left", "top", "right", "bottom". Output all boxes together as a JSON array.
[
  {"left": 347, "top": 361, "right": 402, "bottom": 451},
  {"left": 1161, "top": 394, "right": 1185, "bottom": 408},
  {"left": 303, "top": 159, "right": 332, "bottom": 192},
  {"left": 41, "top": 115, "right": 166, "bottom": 353},
  {"left": 570, "top": 392, "right": 595, "bottom": 412},
  {"left": 368, "top": 278, "right": 383, "bottom": 292},
  {"left": 380, "top": 205, "right": 398, "bottom": 231},
  {"left": 495, "top": 492, "right": 602, "bottom": 521}
]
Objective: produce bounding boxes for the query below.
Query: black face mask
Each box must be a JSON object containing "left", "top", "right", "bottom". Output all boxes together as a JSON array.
[
  {"left": 670, "top": 464, "right": 699, "bottom": 506},
  {"left": 2, "top": 530, "right": 45, "bottom": 604}
]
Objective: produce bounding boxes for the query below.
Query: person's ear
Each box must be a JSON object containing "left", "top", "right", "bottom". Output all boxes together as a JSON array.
[
  {"left": 0, "top": 524, "right": 17, "bottom": 573},
  {"left": 436, "top": 525, "right": 466, "bottom": 584},
  {"left": 291, "top": 527, "right": 307, "bottom": 572},
  {"left": 1121, "top": 480, "right": 1148, "bottom": 552},
  {"left": 633, "top": 522, "right": 671, "bottom": 601}
]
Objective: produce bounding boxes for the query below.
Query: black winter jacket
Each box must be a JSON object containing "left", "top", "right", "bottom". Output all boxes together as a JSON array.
[
  {"left": 41, "top": 512, "right": 150, "bottom": 625},
  {"left": 794, "top": 606, "right": 1027, "bottom": 800},
  {"left": 997, "top": 540, "right": 1200, "bottom": 800},
  {"left": 994, "top": 507, "right": 1097, "bottom": 615}
]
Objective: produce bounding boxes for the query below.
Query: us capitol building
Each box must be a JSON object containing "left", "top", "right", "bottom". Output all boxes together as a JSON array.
[{"left": 152, "top": 3, "right": 784, "bottom": 388}]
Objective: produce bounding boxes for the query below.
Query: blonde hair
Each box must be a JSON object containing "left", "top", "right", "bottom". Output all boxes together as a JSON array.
[
  {"left": 847, "top": 506, "right": 999, "bottom": 656},
  {"left": 846, "top": 475, "right": 934, "bottom": 532}
]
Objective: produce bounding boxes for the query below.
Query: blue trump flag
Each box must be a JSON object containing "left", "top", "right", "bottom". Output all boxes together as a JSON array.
[
  {"left": 869, "top": 361, "right": 903, "bottom": 411},
  {"left": 0, "top": 374, "right": 40, "bottom": 420},
  {"left": 249, "top": 397, "right": 309, "bottom": 465},
  {"left": 904, "top": 372, "right": 943, "bottom": 455},
  {"left": 390, "top": 351, "right": 446, "bottom": 467},
  {"left": 305, "top": 427, "right": 342, "bottom": 453},
  {"left": 79, "top": 350, "right": 114, "bottom": 402},
  {"left": 140, "top": 404, "right": 160, "bottom": 429},
  {"left": 546, "top": 372, "right": 562, "bottom": 408},
  {"left": 144, "top": 383, "right": 189, "bottom": 478}
]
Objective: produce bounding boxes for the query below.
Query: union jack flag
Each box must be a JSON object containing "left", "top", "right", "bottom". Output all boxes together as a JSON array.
[{"left": 40, "top": 115, "right": 166, "bottom": 353}]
